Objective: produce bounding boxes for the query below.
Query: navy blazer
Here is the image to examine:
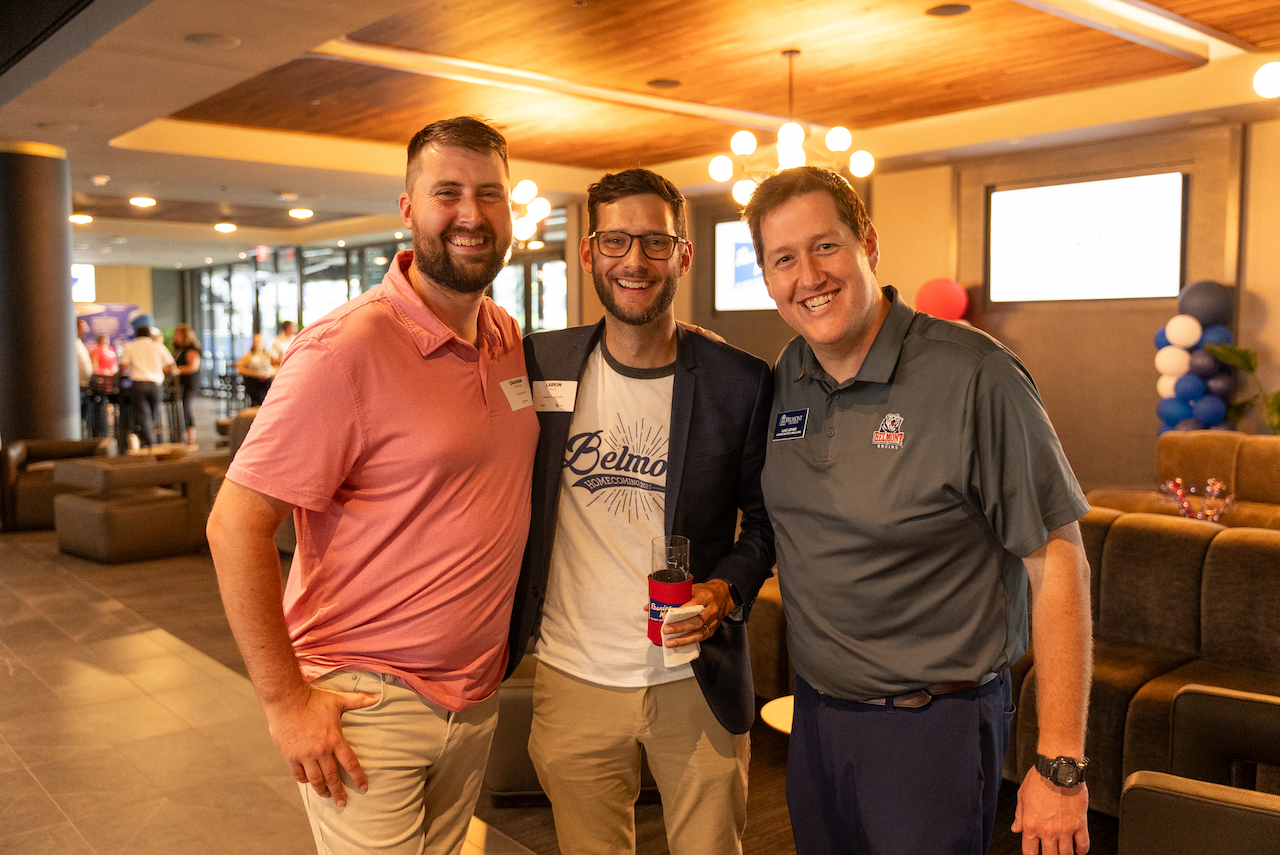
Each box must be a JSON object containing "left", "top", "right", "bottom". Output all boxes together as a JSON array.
[{"left": 504, "top": 321, "right": 776, "bottom": 734}]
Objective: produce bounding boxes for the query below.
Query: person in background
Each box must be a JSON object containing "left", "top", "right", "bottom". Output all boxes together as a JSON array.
[
  {"left": 743, "top": 166, "right": 1093, "bottom": 855},
  {"left": 270, "top": 320, "right": 297, "bottom": 368},
  {"left": 88, "top": 333, "right": 119, "bottom": 439},
  {"left": 237, "top": 333, "right": 275, "bottom": 407},
  {"left": 75, "top": 319, "right": 93, "bottom": 435},
  {"left": 119, "top": 324, "right": 175, "bottom": 449},
  {"left": 511, "top": 168, "right": 775, "bottom": 855},
  {"left": 207, "top": 116, "right": 537, "bottom": 855},
  {"left": 171, "top": 323, "right": 201, "bottom": 446}
]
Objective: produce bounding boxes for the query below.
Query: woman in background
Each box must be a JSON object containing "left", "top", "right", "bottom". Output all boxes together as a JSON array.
[
  {"left": 237, "top": 333, "right": 275, "bottom": 407},
  {"left": 171, "top": 323, "right": 201, "bottom": 446}
]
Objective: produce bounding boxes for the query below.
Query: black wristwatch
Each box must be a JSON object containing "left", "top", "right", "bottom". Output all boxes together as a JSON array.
[{"left": 1034, "top": 753, "right": 1088, "bottom": 788}]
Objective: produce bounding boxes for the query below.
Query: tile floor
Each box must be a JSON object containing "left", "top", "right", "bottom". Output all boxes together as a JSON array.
[{"left": 0, "top": 430, "right": 534, "bottom": 855}]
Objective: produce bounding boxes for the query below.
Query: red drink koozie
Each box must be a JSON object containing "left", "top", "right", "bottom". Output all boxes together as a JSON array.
[{"left": 648, "top": 573, "right": 693, "bottom": 645}]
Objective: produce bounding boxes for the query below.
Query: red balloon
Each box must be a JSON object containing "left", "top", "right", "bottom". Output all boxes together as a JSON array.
[{"left": 915, "top": 278, "right": 968, "bottom": 320}]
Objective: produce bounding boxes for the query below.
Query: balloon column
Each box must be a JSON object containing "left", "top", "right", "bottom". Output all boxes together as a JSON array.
[{"left": 1154, "top": 280, "right": 1236, "bottom": 433}]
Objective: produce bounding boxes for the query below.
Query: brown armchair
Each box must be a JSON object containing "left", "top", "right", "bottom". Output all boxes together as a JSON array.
[
  {"left": 53, "top": 456, "right": 212, "bottom": 562},
  {"left": 1119, "top": 686, "right": 1280, "bottom": 854},
  {"left": 1, "top": 438, "right": 113, "bottom": 530}
]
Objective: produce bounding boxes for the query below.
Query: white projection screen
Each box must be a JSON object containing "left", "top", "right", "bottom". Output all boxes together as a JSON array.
[{"left": 987, "top": 172, "right": 1185, "bottom": 302}]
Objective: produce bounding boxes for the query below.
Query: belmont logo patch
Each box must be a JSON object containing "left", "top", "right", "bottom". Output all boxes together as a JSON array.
[
  {"left": 873, "top": 413, "right": 905, "bottom": 449},
  {"left": 772, "top": 409, "right": 808, "bottom": 441}
]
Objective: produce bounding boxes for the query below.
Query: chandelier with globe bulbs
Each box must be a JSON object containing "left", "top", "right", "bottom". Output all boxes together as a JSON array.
[
  {"left": 510, "top": 179, "right": 553, "bottom": 243},
  {"left": 708, "top": 50, "right": 874, "bottom": 205}
]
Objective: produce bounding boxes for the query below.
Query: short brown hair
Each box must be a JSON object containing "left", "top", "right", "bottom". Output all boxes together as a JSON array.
[
  {"left": 586, "top": 168, "right": 688, "bottom": 240},
  {"left": 406, "top": 116, "right": 508, "bottom": 188},
  {"left": 743, "top": 167, "right": 871, "bottom": 266}
]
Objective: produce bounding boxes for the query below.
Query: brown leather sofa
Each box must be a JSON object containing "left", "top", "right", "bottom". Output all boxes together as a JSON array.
[
  {"left": 1088, "top": 431, "right": 1280, "bottom": 528},
  {"left": 1118, "top": 686, "right": 1280, "bottom": 854},
  {"left": 1, "top": 438, "right": 113, "bottom": 530},
  {"left": 53, "top": 456, "right": 214, "bottom": 562},
  {"left": 1013, "top": 515, "right": 1280, "bottom": 816}
]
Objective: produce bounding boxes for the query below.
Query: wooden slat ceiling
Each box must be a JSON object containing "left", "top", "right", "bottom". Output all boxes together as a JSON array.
[
  {"left": 1150, "top": 0, "right": 1280, "bottom": 49},
  {"left": 174, "top": 0, "right": 1197, "bottom": 171},
  {"left": 70, "top": 193, "right": 361, "bottom": 228}
]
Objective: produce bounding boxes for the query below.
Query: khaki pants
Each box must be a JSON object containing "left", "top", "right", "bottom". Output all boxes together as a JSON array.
[
  {"left": 529, "top": 662, "right": 749, "bottom": 855},
  {"left": 301, "top": 670, "right": 498, "bottom": 855}
]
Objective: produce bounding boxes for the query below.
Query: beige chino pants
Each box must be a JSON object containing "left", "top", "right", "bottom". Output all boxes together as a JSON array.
[
  {"left": 300, "top": 670, "right": 498, "bottom": 855},
  {"left": 529, "top": 661, "right": 749, "bottom": 855}
]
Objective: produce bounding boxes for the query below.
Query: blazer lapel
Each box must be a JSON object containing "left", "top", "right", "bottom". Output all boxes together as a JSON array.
[{"left": 665, "top": 327, "right": 695, "bottom": 535}]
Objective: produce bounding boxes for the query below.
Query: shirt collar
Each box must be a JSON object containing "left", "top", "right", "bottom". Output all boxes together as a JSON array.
[
  {"left": 381, "top": 249, "right": 515, "bottom": 359},
  {"left": 796, "top": 285, "right": 913, "bottom": 389}
]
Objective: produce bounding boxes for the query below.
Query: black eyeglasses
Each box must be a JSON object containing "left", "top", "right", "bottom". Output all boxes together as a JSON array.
[{"left": 589, "top": 231, "right": 688, "bottom": 260}]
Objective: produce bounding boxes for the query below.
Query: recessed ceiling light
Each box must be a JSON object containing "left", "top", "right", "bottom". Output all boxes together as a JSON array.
[
  {"left": 288, "top": 208, "right": 314, "bottom": 219},
  {"left": 394, "top": 231, "right": 404, "bottom": 240},
  {"left": 184, "top": 33, "right": 241, "bottom": 49},
  {"left": 647, "top": 79, "right": 680, "bottom": 88},
  {"left": 205, "top": 257, "right": 213, "bottom": 264},
  {"left": 926, "top": 4, "right": 971, "bottom": 15},
  {"left": 175, "top": 263, "right": 182, "bottom": 268},
  {"left": 337, "top": 240, "right": 346, "bottom": 247},
  {"left": 91, "top": 174, "right": 110, "bottom": 186},
  {"left": 215, "top": 222, "right": 237, "bottom": 233},
  {"left": 129, "top": 197, "right": 156, "bottom": 208},
  {"left": 527, "top": 240, "right": 545, "bottom": 250},
  {"left": 69, "top": 214, "right": 93, "bottom": 225},
  {"left": 239, "top": 252, "right": 247, "bottom": 259}
]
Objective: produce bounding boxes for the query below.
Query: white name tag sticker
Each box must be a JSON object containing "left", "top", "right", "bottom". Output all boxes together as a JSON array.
[
  {"left": 500, "top": 376, "right": 533, "bottom": 411},
  {"left": 532, "top": 380, "right": 578, "bottom": 413}
]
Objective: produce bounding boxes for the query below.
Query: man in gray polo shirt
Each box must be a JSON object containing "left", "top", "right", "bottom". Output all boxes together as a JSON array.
[{"left": 744, "top": 167, "right": 1093, "bottom": 855}]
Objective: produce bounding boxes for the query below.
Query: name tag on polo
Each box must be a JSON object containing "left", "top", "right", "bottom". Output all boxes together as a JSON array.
[
  {"left": 500, "top": 376, "right": 532, "bottom": 411},
  {"left": 772, "top": 408, "right": 809, "bottom": 441},
  {"left": 532, "top": 380, "right": 577, "bottom": 413}
]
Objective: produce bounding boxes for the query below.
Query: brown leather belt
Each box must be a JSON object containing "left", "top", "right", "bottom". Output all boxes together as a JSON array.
[{"left": 856, "top": 672, "right": 1000, "bottom": 709}]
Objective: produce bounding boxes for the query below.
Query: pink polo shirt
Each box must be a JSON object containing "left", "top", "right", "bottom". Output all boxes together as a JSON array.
[{"left": 228, "top": 251, "right": 538, "bottom": 711}]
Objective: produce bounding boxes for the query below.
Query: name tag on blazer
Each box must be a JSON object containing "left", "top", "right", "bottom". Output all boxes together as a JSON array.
[{"left": 533, "top": 380, "right": 578, "bottom": 413}]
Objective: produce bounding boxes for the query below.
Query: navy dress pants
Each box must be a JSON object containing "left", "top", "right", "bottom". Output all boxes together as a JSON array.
[{"left": 786, "top": 671, "right": 1013, "bottom": 855}]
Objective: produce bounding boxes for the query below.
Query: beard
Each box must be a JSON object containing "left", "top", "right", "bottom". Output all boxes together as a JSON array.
[
  {"left": 593, "top": 266, "right": 678, "bottom": 327},
  {"left": 414, "top": 227, "right": 508, "bottom": 295}
]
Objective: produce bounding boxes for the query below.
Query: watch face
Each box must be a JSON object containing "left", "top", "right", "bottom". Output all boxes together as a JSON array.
[{"left": 1053, "top": 763, "right": 1079, "bottom": 786}]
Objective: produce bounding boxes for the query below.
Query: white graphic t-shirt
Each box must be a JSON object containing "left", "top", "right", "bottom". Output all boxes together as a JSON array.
[{"left": 535, "top": 341, "right": 693, "bottom": 686}]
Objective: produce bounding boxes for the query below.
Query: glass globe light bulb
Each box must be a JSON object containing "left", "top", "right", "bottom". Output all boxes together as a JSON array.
[
  {"left": 777, "top": 122, "right": 805, "bottom": 147},
  {"left": 849, "top": 150, "right": 875, "bottom": 178},
  {"left": 513, "top": 216, "right": 537, "bottom": 241},
  {"left": 1256, "top": 62, "right": 1280, "bottom": 99},
  {"left": 730, "top": 131, "right": 757, "bottom": 156},
  {"left": 731, "top": 180, "right": 757, "bottom": 205},
  {"left": 511, "top": 179, "right": 538, "bottom": 205},
  {"left": 776, "top": 142, "right": 806, "bottom": 170},
  {"left": 709, "top": 155, "right": 734, "bottom": 183},
  {"left": 825, "top": 126, "right": 853, "bottom": 152},
  {"left": 527, "top": 197, "right": 552, "bottom": 222}
]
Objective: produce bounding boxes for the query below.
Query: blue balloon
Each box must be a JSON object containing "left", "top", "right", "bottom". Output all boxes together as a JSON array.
[
  {"left": 1193, "top": 395, "right": 1227, "bottom": 427},
  {"left": 1157, "top": 398, "right": 1193, "bottom": 425},
  {"left": 1174, "top": 374, "right": 1205, "bottom": 401},
  {"left": 1176, "top": 418, "right": 1205, "bottom": 431},
  {"left": 1206, "top": 373, "right": 1233, "bottom": 398},
  {"left": 1201, "top": 325, "right": 1233, "bottom": 346},
  {"left": 1188, "top": 350, "right": 1219, "bottom": 378},
  {"left": 1178, "top": 280, "right": 1233, "bottom": 327},
  {"left": 1154, "top": 327, "right": 1170, "bottom": 349}
]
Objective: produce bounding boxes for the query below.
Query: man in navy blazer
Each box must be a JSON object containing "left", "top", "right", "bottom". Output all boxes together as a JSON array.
[{"left": 505, "top": 168, "right": 774, "bottom": 855}]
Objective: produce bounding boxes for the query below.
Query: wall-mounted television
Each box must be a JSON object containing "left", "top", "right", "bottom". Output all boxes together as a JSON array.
[
  {"left": 986, "top": 171, "right": 1186, "bottom": 302},
  {"left": 714, "top": 220, "right": 775, "bottom": 312}
]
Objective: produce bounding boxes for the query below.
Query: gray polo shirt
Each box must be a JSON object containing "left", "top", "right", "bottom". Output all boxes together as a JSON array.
[{"left": 762, "top": 286, "right": 1088, "bottom": 701}]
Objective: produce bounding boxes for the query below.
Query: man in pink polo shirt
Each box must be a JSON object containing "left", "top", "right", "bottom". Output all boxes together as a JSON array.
[{"left": 207, "top": 117, "right": 538, "bottom": 855}]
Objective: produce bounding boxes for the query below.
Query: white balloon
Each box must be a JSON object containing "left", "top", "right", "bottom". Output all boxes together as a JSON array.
[
  {"left": 1164, "top": 314, "right": 1203, "bottom": 348},
  {"left": 1156, "top": 373, "right": 1180, "bottom": 399},
  {"left": 1154, "top": 345, "right": 1191, "bottom": 376}
]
